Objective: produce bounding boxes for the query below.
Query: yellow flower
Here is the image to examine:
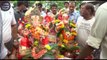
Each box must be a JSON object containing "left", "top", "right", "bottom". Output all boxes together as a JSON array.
[
  {"left": 71, "top": 32, "right": 77, "bottom": 36},
  {"left": 59, "top": 34, "right": 63, "bottom": 40},
  {"left": 60, "top": 23, "right": 65, "bottom": 28},
  {"left": 34, "top": 41, "right": 38, "bottom": 46},
  {"left": 56, "top": 21, "right": 65, "bottom": 29},
  {"left": 61, "top": 44, "right": 65, "bottom": 47},
  {"left": 58, "top": 55, "right": 64, "bottom": 58},
  {"left": 25, "top": 24, "right": 31, "bottom": 28},
  {"left": 45, "top": 44, "right": 51, "bottom": 50},
  {"left": 54, "top": 19, "right": 60, "bottom": 24},
  {"left": 63, "top": 39, "right": 68, "bottom": 44},
  {"left": 70, "top": 23, "right": 76, "bottom": 28}
]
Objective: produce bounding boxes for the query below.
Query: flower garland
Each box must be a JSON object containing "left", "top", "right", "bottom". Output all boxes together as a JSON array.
[{"left": 17, "top": 8, "right": 80, "bottom": 59}]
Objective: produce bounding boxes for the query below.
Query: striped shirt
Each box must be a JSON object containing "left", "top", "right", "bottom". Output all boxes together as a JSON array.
[{"left": 0, "top": 6, "right": 16, "bottom": 59}]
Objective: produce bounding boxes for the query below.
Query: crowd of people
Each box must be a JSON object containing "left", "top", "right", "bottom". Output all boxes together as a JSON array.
[{"left": 0, "top": 1, "right": 107, "bottom": 59}]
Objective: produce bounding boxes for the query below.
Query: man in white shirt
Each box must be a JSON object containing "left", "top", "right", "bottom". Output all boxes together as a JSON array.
[
  {"left": 77, "top": 2, "right": 107, "bottom": 59},
  {"left": 76, "top": 3, "right": 95, "bottom": 50},
  {"left": 0, "top": 1, "right": 17, "bottom": 59},
  {"left": 76, "top": 3, "right": 96, "bottom": 59},
  {"left": 47, "top": 4, "right": 58, "bottom": 17}
]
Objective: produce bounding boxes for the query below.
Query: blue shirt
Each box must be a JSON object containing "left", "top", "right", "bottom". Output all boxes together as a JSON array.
[{"left": 68, "top": 10, "right": 80, "bottom": 23}]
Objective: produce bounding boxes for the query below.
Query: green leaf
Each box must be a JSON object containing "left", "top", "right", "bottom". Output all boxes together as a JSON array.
[
  {"left": 50, "top": 44, "right": 58, "bottom": 49},
  {"left": 41, "top": 50, "right": 55, "bottom": 59},
  {"left": 70, "top": 46, "right": 80, "bottom": 51},
  {"left": 56, "top": 28, "right": 64, "bottom": 37}
]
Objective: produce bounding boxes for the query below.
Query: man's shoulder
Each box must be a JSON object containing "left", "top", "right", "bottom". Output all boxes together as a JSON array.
[
  {"left": 100, "top": 2, "right": 107, "bottom": 9},
  {"left": 97, "top": 2, "right": 107, "bottom": 13},
  {"left": 77, "top": 16, "right": 83, "bottom": 22},
  {"left": 47, "top": 12, "right": 53, "bottom": 15}
]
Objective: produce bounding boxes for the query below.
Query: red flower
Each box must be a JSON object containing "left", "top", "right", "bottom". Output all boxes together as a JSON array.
[
  {"left": 44, "top": 15, "right": 53, "bottom": 22},
  {"left": 20, "top": 37, "right": 31, "bottom": 48},
  {"left": 42, "top": 37, "right": 49, "bottom": 45},
  {"left": 58, "top": 14, "right": 63, "bottom": 20},
  {"left": 21, "top": 17, "right": 24, "bottom": 21},
  {"left": 18, "top": 23, "right": 24, "bottom": 31},
  {"left": 22, "top": 17, "right": 28, "bottom": 23}
]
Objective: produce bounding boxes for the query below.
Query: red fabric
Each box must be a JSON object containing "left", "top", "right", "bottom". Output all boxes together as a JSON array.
[
  {"left": 20, "top": 37, "right": 31, "bottom": 47},
  {"left": 17, "top": 54, "right": 23, "bottom": 59},
  {"left": 85, "top": 55, "right": 93, "bottom": 60},
  {"left": 16, "top": 49, "right": 23, "bottom": 59}
]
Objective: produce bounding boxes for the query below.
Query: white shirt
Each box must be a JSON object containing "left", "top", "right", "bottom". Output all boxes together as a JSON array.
[
  {"left": 47, "top": 11, "right": 55, "bottom": 16},
  {"left": 76, "top": 16, "right": 95, "bottom": 49},
  {"left": 86, "top": 2, "right": 107, "bottom": 59},
  {"left": 62, "top": 7, "right": 69, "bottom": 12},
  {"left": 0, "top": 7, "right": 16, "bottom": 59}
]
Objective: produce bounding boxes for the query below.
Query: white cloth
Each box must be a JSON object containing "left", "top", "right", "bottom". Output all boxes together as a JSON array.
[
  {"left": 47, "top": 11, "right": 55, "bottom": 16},
  {"left": 0, "top": 6, "right": 3, "bottom": 59},
  {"left": 86, "top": 2, "right": 107, "bottom": 59},
  {"left": 76, "top": 16, "right": 95, "bottom": 49},
  {"left": 0, "top": 6, "right": 16, "bottom": 59},
  {"left": 40, "top": 11, "right": 46, "bottom": 17}
]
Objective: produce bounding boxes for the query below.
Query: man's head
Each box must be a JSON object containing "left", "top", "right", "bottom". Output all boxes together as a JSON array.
[
  {"left": 64, "top": 2, "right": 69, "bottom": 8},
  {"left": 36, "top": 3, "right": 42, "bottom": 11},
  {"left": 69, "top": 1, "right": 76, "bottom": 13},
  {"left": 0, "top": 1, "right": 11, "bottom": 11},
  {"left": 80, "top": 3, "right": 95, "bottom": 18},
  {"left": 17, "top": 1, "right": 27, "bottom": 12},
  {"left": 50, "top": 4, "right": 57, "bottom": 15}
]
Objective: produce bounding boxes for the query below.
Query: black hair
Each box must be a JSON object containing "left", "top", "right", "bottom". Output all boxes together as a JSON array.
[
  {"left": 80, "top": 3, "right": 95, "bottom": 16},
  {"left": 17, "top": 1, "right": 26, "bottom": 7},
  {"left": 50, "top": 4, "right": 57, "bottom": 9},
  {"left": 79, "top": 2, "right": 86, "bottom": 8},
  {"left": 64, "top": 2, "right": 69, "bottom": 5},
  {"left": 69, "top": 1, "right": 76, "bottom": 6},
  {"left": 37, "top": 3, "right": 42, "bottom": 8}
]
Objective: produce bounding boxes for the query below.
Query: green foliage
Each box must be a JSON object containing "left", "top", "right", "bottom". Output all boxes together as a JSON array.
[
  {"left": 70, "top": 46, "right": 80, "bottom": 51},
  {"left": 11, "top": 1, "right": 82, "bottom": 10},
  {"left": 11, "top": 1, "right": 17, "bottom": 7},
  {"left": 41, "top": 44, "right": 58, "bottom": 59},
  {"left": 41, "top": 51, "right": 55, "bottom": 59},
  {"left": 56, "top": 28, "right": 64, "bottom": 37},
  {"left": 29, "top": 1, "right": 35, "bottom": 7},
  {"left": 75, "top": 1, "right": 83, "bottom": 10}
]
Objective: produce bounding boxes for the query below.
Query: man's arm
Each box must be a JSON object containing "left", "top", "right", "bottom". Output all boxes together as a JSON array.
[
  {"left": 11, "top": 7, "right": 18, "bottom": 40},
  {"left": 77, "top": 44, "right": 94, "bottom": 59},
  {"left": 11, "top": 24, "right": 18, "bottom": 40}
]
